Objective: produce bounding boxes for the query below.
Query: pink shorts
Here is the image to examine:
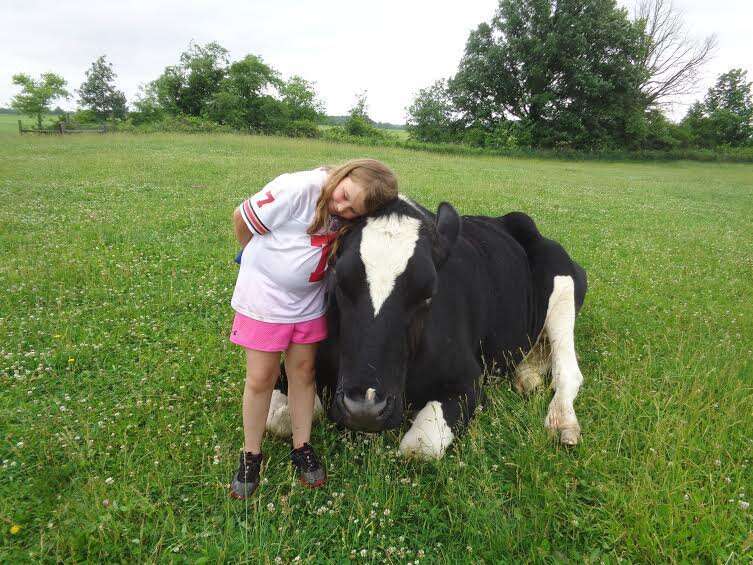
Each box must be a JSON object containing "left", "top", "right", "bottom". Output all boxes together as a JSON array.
[{"left": 229, "top": 312, "right": 328, "bottom": 352}]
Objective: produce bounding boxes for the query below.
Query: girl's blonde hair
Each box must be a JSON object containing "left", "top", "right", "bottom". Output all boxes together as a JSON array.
[{"left": 307, "top": 158, "right": 398, "bottom": 235}]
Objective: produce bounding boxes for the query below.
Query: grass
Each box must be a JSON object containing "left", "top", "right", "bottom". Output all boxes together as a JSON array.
[
  {"left": 1, "top": 130, "right": 752, "bottom": 562},
  {"left": 0, "top": 114, "right": 61, "bottom": 134}
]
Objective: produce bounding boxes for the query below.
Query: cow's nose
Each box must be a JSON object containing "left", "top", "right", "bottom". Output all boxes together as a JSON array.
[{"left": 339, "top": 387, "right": 390, "bottom": 432}]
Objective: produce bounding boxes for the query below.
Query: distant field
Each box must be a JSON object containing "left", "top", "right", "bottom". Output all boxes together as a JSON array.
[
  {"left": 1, "top": 131, "right": 752, "bottom": 562},
  {"left": 0, "top": 113, "right": 60, "bottom": 133}
]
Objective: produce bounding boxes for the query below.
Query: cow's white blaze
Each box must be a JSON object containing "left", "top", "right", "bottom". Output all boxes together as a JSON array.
[
  {"left": 399, "top": 401, "right": 454, "bottom": 459},
  {"left": 360, "top": 215, "right": 421, "bottom": 317},
  {"left": 543, "top": 275, "right": 583, "bottom": 445}
]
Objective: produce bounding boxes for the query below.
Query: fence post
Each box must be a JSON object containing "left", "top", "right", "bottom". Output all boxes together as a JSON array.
[{"left": 18, "top": 120, "right": 22, "bottom": 134}]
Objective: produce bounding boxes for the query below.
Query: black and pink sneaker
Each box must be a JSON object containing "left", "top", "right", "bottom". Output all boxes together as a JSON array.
[
  {"left": 291, "top": 443, "right": 326, "bottom": 488},
  {"left": 230, "top": 451, "right": 263, "bottom": 499}
]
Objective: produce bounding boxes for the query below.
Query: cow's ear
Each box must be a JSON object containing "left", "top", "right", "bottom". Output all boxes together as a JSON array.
[{"left": 436, "top": 202, "right": 461, "bottom": 250}]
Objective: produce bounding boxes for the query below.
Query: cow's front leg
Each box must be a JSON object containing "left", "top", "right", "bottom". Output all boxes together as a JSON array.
[
  {"left": 399, "top": 390, "right": 478, "bottom": 460},
  {"left": 543, "top": 275, "right": 584, "bottom": 445}
]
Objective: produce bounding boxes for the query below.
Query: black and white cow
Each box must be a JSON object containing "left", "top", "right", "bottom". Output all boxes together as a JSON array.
[{"left": 266, "top": 196, "right": 587, "bottom": 459}]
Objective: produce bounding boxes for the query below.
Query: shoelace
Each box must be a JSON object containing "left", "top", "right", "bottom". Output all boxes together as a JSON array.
[
  {"left": 292, "top": 445, "right": 319, "bottom": 472},
  {"left": 240, "top": 453, "right": 262, "bottom": 480}
]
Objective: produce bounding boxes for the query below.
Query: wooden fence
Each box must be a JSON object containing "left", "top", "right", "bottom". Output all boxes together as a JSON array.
[{"left": 18, "top": 120, "right": 107, "bottom": 135}]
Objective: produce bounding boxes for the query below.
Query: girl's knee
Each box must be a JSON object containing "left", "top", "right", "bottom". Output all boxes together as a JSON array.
[
  {"left": 287, "top": 359, "right": 316, "bottom": 384},
  {"left": 245, "top": 370, "right": 279, "bottom": 394}
]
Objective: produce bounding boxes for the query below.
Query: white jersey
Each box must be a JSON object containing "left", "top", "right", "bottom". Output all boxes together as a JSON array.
[{"left": 231, "top": 168, "right": 336, "bottom": 323}]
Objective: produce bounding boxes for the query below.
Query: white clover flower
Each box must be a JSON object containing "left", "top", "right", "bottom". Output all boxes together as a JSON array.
[
  {"left": 740, "top": 501, "right": 750, "bottom": 510},
  {"left": 105, "top": 477, "right": 114, "bottom": 485},
  {"left": 267, "top": 502, "right": 275, "bottom": 512}
]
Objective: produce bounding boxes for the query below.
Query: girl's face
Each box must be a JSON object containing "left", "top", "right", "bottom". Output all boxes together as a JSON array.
[{"left": 328, "top": 176, "right": 367, "bottom": 220}]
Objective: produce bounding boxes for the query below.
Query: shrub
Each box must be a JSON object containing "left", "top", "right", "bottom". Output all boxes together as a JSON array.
[
  {"left": 282, "top": 120, "right": 321, "bottom": 138},
  {"left": 118, "top": 114, "right": 233, "bottom": 133}
]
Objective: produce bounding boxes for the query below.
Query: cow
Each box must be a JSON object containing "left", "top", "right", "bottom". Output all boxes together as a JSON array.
[{"left": 265, "top": 195, "right": 588, "bottom": 459}]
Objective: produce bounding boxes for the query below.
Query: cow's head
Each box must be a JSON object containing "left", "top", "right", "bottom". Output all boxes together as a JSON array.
[{"left": 326, "top": 196, "right": 461, "bottom": 432}]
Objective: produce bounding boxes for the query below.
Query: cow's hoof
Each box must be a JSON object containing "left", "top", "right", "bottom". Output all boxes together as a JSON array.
[
  {"left": 544, "top": 402, "right": 580, "bottom": 446},
  {"left": 514, "top": 366, "right": 543, "bottom": 395},
  {"left": 266, "top": 390, "right": 292, "bottom": 437},
  {"left": 398, "top": 401, "right": 454, "bottom": 460},
  {"left": 559, "top": 426, "right": 581, "bottom": 446}
]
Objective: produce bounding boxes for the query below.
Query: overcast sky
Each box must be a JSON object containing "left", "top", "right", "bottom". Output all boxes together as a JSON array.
[{"left": 2, "top": 0, "right": 751, "bottom": 123}]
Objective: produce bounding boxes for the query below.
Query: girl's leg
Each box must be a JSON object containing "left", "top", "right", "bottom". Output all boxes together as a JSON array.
[
  {"left": 242, "top": 348, "right": 282, "bottom": 453},
  {"left": 284, "top": 342, "right": 318, "bottom": 449}
]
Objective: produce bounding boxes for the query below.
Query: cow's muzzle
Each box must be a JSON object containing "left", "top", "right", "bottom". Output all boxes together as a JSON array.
[{"left": 336, "top": 388, "right": 394, "bottom": 432}]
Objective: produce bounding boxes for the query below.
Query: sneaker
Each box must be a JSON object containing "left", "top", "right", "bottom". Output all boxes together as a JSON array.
[
  {"left": 291, "top": 443, "right": 326, "bottom": 488},
  {"left": 230, "top": 451, "right": 263, "bottom": 499}
]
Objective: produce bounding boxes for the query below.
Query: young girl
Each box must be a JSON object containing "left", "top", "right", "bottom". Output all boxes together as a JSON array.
[{"left": 229, "top": 158, "right": 398, "bottom": 499}]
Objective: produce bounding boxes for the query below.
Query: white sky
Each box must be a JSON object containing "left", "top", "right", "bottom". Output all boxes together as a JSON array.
[{"left": 1, "top": 0, "right": 751, "bottom": 124}]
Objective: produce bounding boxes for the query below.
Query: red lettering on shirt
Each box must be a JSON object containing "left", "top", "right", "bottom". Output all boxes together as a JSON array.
[
  {"left": 309, "top": 233, "right": 337, "bottom": 282},
  {"left": 256, "top": 191, "right": 275, "bottom": 208}
]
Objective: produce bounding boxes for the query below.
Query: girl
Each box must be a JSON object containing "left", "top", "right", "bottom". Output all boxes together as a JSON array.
[{"left": 229, "top": 159, "right": 398, "bottom": 499}]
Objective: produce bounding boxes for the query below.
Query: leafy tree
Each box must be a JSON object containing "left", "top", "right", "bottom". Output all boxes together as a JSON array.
[
  {"left": 279, "top": 75, "right": 324, "bottom": 122},
  {"left": 683, "top": 69, "right": 753, "bottom": 147},
  {"left": 450, "top": 0, "right": 648, "bottom": 148},
  {"left": 406, "top": 80, "right": 457, "bottom": 142},
  {"left": 206, "top": 54, "right": 283, "bottom": 131},
  {"left": 131, "top": 83, "right": 166, "bottom": 125},
  {"left": 344, "top": 91, "right": 380, "bottom": 137},
  {"left": 78, "top": 55, "right": 127, "bottom": 121},
  {"left": 151, "top": 42, "right": 229, "bottom": 117},
  {"left": 11, "top": 73, "right": 69, "bottom": 129}
]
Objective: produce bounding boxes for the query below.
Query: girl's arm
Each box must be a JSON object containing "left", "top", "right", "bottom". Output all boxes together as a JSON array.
[{"left": 233, "top": 207, "right": 253, "bottom": 247}]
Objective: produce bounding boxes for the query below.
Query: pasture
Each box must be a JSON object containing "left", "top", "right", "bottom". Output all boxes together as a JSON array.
[{"left": 1, "top": 130, "right": 752, "bottom": 562}]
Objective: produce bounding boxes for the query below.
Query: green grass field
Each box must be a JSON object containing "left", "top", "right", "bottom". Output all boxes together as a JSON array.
[
  {"left": 0, "top": 113, "right": 61, "bottom": 134},
  {"left": 1, "top": 130, "right": 752, "bottom": 562}
]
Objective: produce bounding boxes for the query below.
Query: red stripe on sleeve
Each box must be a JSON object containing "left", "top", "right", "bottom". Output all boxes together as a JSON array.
[{"left": 243, "top": 200, "right": 268, "bottom": 235}]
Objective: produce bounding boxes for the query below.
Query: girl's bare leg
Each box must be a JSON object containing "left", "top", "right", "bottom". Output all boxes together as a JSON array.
[
  {"left": 242, "top": 349, "right": 282, "bottom": 453},
  {"left": 284, "top": 342, "right": 318, "bottom": 449}
]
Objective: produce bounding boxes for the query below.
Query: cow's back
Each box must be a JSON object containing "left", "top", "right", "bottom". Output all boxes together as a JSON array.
[{"left": 414, "top": 214, "right": 539, "bottom": 378}]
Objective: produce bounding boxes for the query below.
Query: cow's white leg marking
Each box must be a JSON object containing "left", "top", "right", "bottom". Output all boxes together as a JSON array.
[
  {"left": 399, "top": 401, "right": 454, "bottom": 460},
  {"left": 266, "top": 389, "right": 291, "bottom": 437},
  {"left": 543, "top": 275, "right": 583, "bottom": 445},
  {"left": 514, "top": 336, "right": 551, "bottom": 395},
  {"left": 360, "top": 215, "right": 421, "bottom": 317},
  {"left": 266, "top": 390, "right": 323, "bottom": 437}
]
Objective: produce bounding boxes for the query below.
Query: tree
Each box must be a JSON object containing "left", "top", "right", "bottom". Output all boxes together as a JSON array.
[
  {"left": 206, "top": 54, "right": 282, "bottom": 131},
  {"left": 406, "top": 80, "right": 457, "bottom": 143},
  {"left": 344, "top": 91, "right": 379, "bottom": 137},
  {"left": 279, "top": 76, "right": 324, "bottom": 123},
  {"left": 683, "top": 69, "right": 753, "bottom": 147},
  {"left": 11, "top": 73, "right": 69, "bottom": 129},
  {"left": 78, "top": 55, "right": 127, "bottom": 121},
  {"left": 449, "top": 0, "right": 648, "bottom": 148},
  {"left": 633, "top": 0, "right": 717, "bottom": 109},
  {"left": 151, "top": 42, "right": 230, "bottom": 117}
]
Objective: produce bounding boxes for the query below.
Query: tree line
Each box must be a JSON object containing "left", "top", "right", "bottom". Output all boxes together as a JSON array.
[
  {"left": 406, "top": 0, "right": 751, "bottom": 150},
  {"left": 8, "top": 0, "right": 752, "bottom": 151}
]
